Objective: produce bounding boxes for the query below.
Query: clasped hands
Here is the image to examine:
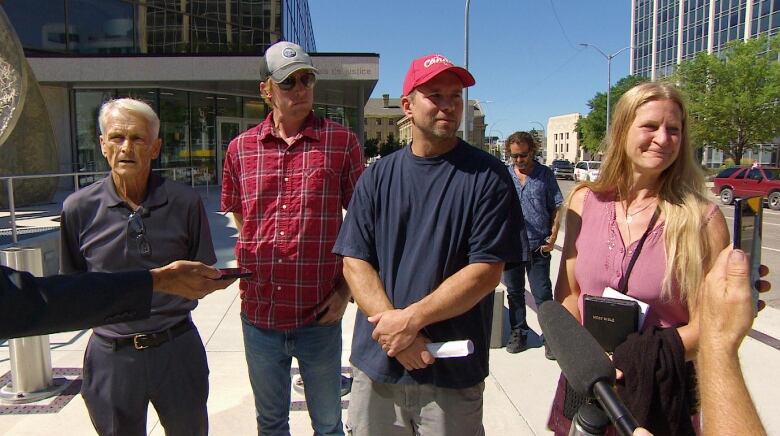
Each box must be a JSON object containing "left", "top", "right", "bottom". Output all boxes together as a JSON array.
[{"left": 369, "top": 308, "right": 435, "bottom": 371}]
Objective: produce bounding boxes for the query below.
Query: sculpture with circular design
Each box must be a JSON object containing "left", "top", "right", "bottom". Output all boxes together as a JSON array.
[
  {"left": 0, "top": 7, "right": 26, "bottom": 146},
  {"left": 0, "top": 6, "right": 58, "bottom": 207}
]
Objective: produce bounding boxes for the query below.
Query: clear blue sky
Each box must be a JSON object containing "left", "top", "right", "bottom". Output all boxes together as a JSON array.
[{"left": 309, "top": 0, "right": 632, "bottom": 139}]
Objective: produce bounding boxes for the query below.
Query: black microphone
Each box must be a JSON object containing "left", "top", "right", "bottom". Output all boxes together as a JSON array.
[{"left": 539, "top": 301, "right": 639, "bottom": 436}]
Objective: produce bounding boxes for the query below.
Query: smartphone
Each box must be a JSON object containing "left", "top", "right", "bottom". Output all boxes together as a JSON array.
[
  {"left": 218, "top": 267, "right": 252, "bottom": 280},
  {"left": 733, "top": 196, "right": 763, "bottom": 314}
]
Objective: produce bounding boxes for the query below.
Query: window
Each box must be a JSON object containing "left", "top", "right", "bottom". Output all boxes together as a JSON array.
[
  {"left": 376, "top": 132, "right": 382, "bottom": 141},
  {"left": 376, "top": 119, "right": 382, "bottom": 126},
  {"left": 748, "top": 169, "right": 763, "bottom": 180}
]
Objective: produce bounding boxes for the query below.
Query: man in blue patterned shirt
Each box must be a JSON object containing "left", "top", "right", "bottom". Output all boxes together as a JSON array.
[{"left": 503, "top": 131, "right": 563, "bottom": 358}]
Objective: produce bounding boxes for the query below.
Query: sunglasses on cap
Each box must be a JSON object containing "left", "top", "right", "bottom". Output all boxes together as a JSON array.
[{"left": 276, "top": 72, "right": 316, "bottom": 91}]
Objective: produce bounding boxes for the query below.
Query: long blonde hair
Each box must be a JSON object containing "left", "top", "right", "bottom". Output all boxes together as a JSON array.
[{"left": 578, "top": 82, "right": 713, "bottom": 308}]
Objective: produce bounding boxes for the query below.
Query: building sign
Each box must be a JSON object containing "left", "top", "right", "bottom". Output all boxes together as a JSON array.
[{"left": 313, "top": 57, "right": 378, "bottom": 81}]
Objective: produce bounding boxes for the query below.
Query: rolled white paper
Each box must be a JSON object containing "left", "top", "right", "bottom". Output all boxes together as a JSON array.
[{"left": 425, "top": 340, "right": 474, "bottom": 358}]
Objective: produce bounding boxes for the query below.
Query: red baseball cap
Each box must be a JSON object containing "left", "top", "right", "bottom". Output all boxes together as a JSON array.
[{"left": 402, "top": 54, "right": 476, "bottom": 96}]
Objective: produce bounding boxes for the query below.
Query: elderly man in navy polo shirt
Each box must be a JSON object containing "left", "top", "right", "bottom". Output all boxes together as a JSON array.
[
  {"left": 334, "top": 54, "right": 527, "bottom": 435},
  {"left": 502, "top": 131, "right": 563, "bottom": 358},
  {"left": 60, "top": 98, "right": 217, "bottom": 436}
]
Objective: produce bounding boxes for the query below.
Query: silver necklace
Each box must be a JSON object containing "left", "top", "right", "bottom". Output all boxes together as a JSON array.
[{"left": 625, "top": 201, "right": 654, "bottom": 224}]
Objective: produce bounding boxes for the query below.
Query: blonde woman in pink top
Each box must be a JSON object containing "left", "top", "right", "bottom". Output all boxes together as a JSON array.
[{"left": 548, "top": 82, "right": 729, "bottom": 435}]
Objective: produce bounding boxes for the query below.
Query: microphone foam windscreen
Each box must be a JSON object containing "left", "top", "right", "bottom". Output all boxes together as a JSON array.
[{"left": 539, "top": 301, "right": 616, "bottom": 396}]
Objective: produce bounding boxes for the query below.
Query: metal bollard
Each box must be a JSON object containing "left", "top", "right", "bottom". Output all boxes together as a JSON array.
[
  {"left": 490, "top": 288, "right": 505, "bottom": 348},
  {"left": 0, "top": 247, "right": 67, "bottom": 404}
]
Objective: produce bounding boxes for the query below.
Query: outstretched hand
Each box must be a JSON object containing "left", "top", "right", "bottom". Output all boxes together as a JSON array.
[{"left": 151, "top": 260, "right": 236, "bottom": 300}]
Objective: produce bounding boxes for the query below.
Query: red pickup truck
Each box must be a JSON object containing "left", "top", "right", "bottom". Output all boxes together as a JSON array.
[{"left": 712, "top": 166, "right": 780, "bottom": 210}]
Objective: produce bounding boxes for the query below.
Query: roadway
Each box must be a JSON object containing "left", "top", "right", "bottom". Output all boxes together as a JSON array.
[{"left": 555, "top": 179, "right": 780, "bottom": 309}]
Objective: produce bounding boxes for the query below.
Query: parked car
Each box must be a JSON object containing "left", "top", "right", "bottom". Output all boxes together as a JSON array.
[
  {"left": 550, "top": 159, "right": 574, "bottom": 180},
  {"left": 711, "top": 165, "right": 780, "bottom": 210},
  {"left": 574, "top": 160, "right": 601, "bottom": 182}
]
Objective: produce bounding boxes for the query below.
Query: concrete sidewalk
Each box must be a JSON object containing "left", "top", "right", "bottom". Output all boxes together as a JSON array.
[{"left": 1, "top": 188, "right": 779, "bottom": 435}]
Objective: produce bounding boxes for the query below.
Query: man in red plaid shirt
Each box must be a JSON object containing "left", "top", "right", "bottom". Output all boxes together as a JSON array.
[{"left": 220, "top": 41, "right": 364, "bottom": 436}]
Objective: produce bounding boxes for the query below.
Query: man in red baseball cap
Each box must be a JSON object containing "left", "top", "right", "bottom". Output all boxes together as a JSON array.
[
  {"left": 334, "top": 54, "right": 528, "bottom": 435},
  {"left": 401, "top": 53, "right": 476, "bottom": 96}
]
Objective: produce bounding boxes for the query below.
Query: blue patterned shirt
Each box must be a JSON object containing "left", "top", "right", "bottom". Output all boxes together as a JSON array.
[{"left": 507, "top": 162, "right": 563, "bottom": 249}]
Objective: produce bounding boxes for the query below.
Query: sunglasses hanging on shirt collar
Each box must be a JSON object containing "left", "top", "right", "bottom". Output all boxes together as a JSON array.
[{"left": 128, "top": 210, "right": 152, "bottom": 257}]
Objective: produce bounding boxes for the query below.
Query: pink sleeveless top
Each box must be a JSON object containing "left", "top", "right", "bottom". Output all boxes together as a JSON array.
[{"left": 574, "top": 189, "right": 716, "bottom": 330}]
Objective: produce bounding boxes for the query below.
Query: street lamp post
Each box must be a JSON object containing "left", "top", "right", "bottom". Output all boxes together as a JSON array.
[
  {"left": 463, "top": 0, "right": 471, "bottom": 145},
  {"left": 579, "top": 43, "right": 630, "bottom": 133}
]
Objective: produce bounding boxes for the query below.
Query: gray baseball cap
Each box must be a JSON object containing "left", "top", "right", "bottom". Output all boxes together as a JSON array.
[{"left": 260, "top": 41, "right": 318, "bottom": 82}]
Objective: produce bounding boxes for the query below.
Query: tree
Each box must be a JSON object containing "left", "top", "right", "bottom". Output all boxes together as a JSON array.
[
  {"left": 363, "top": 137, "right": 379, "bottom": 158},
  {"left": 379, "top": 133, "right": 402, "bottom": 156},
  {"left": 529, "top": 128, "right": 544, "bottom": 151},
  {"left": 674, "top": 35, "right": 780, "bottom": 164},
  {"left": 577, "top": 75, "right": 648, "bottom": 154}
]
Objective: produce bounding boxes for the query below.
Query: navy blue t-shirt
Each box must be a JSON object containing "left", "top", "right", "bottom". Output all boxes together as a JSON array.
[{"left": 333, "top": 141, "right": 528, "bottom": 388}]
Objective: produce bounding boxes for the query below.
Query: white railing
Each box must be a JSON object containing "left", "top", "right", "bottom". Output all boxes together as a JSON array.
[{"left": 1, "top": 167, "right": 209, "bottom": 244}]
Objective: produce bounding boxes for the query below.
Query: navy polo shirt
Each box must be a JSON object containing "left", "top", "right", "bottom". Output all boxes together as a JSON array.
[
  {"left": 334, "top": 141, "right": 528, "bottom": 389},
  {"left": 60, "top": 173, "right": 216, "bottom": 338}
]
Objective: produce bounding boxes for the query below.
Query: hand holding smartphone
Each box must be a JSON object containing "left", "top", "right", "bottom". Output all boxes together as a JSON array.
[
  {"left": 733, "top": 196, "right": 763, "bottom": 315},
  {"left": 218, "top": 267, "right": 252, "bottom": 280}
]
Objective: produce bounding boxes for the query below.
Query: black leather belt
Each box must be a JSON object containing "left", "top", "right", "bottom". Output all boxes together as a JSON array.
[{"left": 95, "top": 319, "right": 193, "bottom": 350}]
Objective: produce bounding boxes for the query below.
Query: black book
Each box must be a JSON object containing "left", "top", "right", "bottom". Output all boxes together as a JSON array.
[{"left": 583, "top": 295, "right": 640, "bottom": 352}]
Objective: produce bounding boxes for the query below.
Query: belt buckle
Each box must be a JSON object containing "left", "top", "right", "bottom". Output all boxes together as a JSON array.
[{"left": 133, "top": 334, "right": 151, "bottom": 350}]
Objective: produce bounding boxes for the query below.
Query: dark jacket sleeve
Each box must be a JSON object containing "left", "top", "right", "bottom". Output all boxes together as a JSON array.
[{"left": 0, "top": 266, "right": 153, "bottom": 339}]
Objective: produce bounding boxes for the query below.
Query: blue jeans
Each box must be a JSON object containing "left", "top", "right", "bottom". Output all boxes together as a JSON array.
[
  {"left": 242, "top": 316, "right": 344, "bottom": 436},
  {"left": 501, "top": 246, "right": 553, "bottom": 333}
]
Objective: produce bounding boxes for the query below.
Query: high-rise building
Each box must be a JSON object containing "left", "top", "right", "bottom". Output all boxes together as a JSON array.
[
  {"left": 3, "top": 0, "right": 377, "bottom": 187},
  {"left": 631, "top": 0, "right": 780, "bottom": 80},
  {"left": 631, "top": 0, "right": 780, "bottom": 166}
]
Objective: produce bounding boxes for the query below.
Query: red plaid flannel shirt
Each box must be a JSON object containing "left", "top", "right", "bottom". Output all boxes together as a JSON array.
[{"left": 220, "top": 112, "right": 364, "bottom": 330}]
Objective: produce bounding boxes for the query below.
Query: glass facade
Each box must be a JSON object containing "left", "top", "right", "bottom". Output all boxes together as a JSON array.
[
  {"left": 681, "top": 0, "right": 710, "bottom": 63},
  {"left": 656, "top": 0, "right": 680, "bottom": 77},
  {"left": 71, "top": 89, "right": 359, "bottom": 185},
  {"left": 633, "top": 0, "right": 654, "bottom": 77},
  {"left": 72, "top": 88, "right": 269, "bottom": 185},
  {"left": 751, "top": 0, "right": 780, "bottom": 37},
  {"left": 5, "top": 0, "right": 315, "bottom": 55},
  {"left": 632, "top": 0, "right": 780, "bottom": 79},
  {"left": 3, "top": 0, "right": 344, "bottom": 186}
]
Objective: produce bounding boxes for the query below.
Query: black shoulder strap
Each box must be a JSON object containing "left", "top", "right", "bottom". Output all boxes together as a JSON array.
[{"left": 617, "top": 206, "right": 660, "bottom": 294}]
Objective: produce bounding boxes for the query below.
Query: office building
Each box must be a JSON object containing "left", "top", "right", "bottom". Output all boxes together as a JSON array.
[
  {"left": 631, "top": 0, "right": 780, "bottom": 80},
  {"left": 546, "top": 113, "right": 596, "bottom": 165},
  {"left": 3, "top": 0, "right": 378, "bottom": 188},
  {"left": 364, "top": 94, "right": 404, "bottom": 144}
]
